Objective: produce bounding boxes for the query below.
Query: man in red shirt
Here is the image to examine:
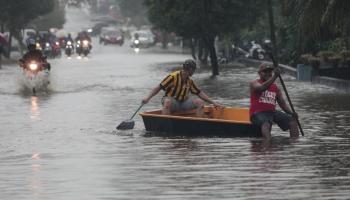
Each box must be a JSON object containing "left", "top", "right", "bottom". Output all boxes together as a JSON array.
[{"left": 250, "top": 63, "right": 299, "bottom": 140}]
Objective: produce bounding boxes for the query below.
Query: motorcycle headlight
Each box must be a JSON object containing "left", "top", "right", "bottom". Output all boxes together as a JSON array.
[
  {"left": 83, "top": 40, "right": 89, "bottom": 45},
  {"left": 134, "top": 40, "right": 139, "bottom": 45},
  {"left": 29, "top": 63, "right": 38, "bottom": 71},
  {"left": 67, "top": 41, "right": 72, "bottom": 45},
  {"left": 45, "top": 43, "right": 50, "bottom": 47},
  {"left": 55, "top": 42, "right": 60, "bottom": 45}
]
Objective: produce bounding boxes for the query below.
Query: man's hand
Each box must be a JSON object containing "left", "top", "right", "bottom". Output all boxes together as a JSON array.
[
  {"left": 213, "top": 102, "right": 224, "bottom": 110},
  {"left": 273, "top": 67, "right": 281, "bottom": 77},
  {"left": 291, "top": 112, "right": 298, "bottom": 119},
  {"left": 141, "top": 98, "right": 149, "bottom": 105}
]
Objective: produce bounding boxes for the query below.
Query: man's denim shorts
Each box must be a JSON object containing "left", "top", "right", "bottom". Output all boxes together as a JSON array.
[{"left": 162, "top": 96, "right": 197, "bottom": 113}]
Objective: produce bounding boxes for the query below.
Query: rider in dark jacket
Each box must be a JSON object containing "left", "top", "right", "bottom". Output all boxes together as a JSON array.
[
  {"left": 19, "top": 39, "right": 51, "bottom": 71},
  {"left": 75, "top": 31, "right": 92, "bottom": 50}
]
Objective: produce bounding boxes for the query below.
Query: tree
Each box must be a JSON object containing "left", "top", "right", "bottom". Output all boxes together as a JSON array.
[
  {"left": 119, "top": 0, "right": 149, "bottom": 28},
  {"left": 29, "top": 0, "right": 65, "bottom": 30},
  {"left": 145, "top": 0, "right": 263, "bottom": 76},
  {"left": 281, "top": 0, "right": 350, "bottom": 53},
  {"left": 0, "top": 0, "right": 54, "bottom": 56}
]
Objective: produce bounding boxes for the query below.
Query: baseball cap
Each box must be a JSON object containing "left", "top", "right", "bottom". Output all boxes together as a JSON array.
[{"left": 258, "top": 63, "right": 274, "bottom": 72}]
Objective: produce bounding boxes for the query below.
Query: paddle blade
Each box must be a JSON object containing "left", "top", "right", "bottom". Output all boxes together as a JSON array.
[{"left": 116, "top": 120, "right": 135, "bottom": 130}]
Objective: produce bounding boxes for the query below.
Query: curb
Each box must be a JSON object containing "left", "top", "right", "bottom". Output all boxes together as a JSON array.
[{"left": 236, "top": 58, "right": 350, "bottom": 92}]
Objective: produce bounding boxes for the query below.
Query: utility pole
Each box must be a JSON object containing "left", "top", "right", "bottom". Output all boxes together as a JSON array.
[{"left": 267, "top": 0, "right": 277, "bottom": 56}]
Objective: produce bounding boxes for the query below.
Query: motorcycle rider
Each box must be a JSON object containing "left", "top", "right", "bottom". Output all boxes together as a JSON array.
[
  {"left": 132, "top": 32, "right": 140, "bottom": 48},
  {"left": 66, "top": 33, "right": 74, "bottom": 44},
  {"left": 64, "top": 33, "right": 75, "bottom": 55},
  {"left": 75, "top": 31, "right": 92, "bottom": 49},
  {"left": 19, "top": 39, "right": 51, "bottom": 71}
]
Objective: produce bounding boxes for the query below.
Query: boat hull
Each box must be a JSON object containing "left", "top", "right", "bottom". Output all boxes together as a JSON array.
[{"left": 140, "top": 107, "right": 261, "bottom": 137}]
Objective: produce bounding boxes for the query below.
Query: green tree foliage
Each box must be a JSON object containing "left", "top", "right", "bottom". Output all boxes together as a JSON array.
[
  {"left": 281, "top": 0, "right": 350, "bottom": 55},
  {"left": 29, "top": 0, "right": 65, "bottom": 30},
  {"left": 0, "top": 0, "right": 54, "bottom": 32},
  {"left": 119, "top": 0, "right": 149, "bottom": 28},
  {"left": 0, "top": 0, "right": 55, "bottom": 54},
  {"left": 145, "top": 0, "right": 263, "bottom": 76}
]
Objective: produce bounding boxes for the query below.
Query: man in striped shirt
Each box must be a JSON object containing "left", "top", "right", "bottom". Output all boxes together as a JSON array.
[{"left": 142, "top": 59, "right": 221, "bottom": 116}]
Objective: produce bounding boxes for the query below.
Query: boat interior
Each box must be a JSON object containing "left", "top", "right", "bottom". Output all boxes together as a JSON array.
[{"left": 140, "top": 106, "right": 252, "bottom": 123}]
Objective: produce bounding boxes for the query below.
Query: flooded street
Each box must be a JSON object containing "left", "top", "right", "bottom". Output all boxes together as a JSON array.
[{"left": 1, "top": 7, "right": 350, "bottom": 200}]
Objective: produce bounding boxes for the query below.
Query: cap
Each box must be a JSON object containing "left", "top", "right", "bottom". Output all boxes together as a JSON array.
[
  {"left": 183, "top": 59, "right": 196, "bottom": 70},
  {"left": 258, "top": 63, "right": 274, "bottom": 72}
]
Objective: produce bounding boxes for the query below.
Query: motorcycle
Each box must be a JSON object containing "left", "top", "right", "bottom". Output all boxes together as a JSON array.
[
  {"left": 81, "top": 40, "right": 90, "bottom": 56},
  {"left": 35, "top": 42, "right": 42, "bottom": 51},
  {"left": 43, "top": 42, "right": 52, "bottom": 58},
  {"left": 76, "top": 40, "right": 90, "bottom": 57},
  {"left": 20, "top": 60, "right": 50, "bottom": 94},
  {"left": 75, "top": 40, "right": 82, "bottom": 55},
  {"left": 51, "top": 41, "right": 62, "bottom": 58},
  {"left": 131, "top": 39, "right": 140, "bottom": 53},
  {"left": 65, "top": 40, "right": 74, "bottom": 57},
  {"left": 248, "top": 41, "right": 266, "bottom": 60}
]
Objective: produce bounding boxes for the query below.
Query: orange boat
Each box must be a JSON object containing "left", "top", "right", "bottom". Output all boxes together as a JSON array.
[{"left": 139, "top": 106, "right": 261, "bottom": 137}]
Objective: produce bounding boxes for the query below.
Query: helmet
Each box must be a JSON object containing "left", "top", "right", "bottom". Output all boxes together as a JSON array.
[
  {"left": 27, "top": 38, "right": 36, "bottom": 51},
  {"left": 183, "top": 59, "right": 196, "bottom": 70}
]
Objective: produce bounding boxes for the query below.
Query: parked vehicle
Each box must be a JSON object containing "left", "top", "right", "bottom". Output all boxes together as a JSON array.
[
  {"left": 99, "top": 29, "right": 124, "bottom": 45},
  {"left": 248, "top": 41, "right": 266, "bottom": 60},
  {"left": 90, "top": 22, "right": 109, "bottom": 36},
  {"left": 67, "top": 0, "right": 80, "bottom": 8},
  {"left": 22, "top": 29, "right": 36, "bottom": 46}
]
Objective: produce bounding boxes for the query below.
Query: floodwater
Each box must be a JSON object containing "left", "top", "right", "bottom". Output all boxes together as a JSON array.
[{"left": 1, "top": 7, "right": 350, "bottom": 200}]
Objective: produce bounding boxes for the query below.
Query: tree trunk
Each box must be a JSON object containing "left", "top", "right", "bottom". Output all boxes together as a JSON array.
[
  {"left": 203, "top": 47, "right": 209, "bottom": 65},
  {"left": 13, "top": 30, "right": 25, "bottom": 55},
  {"left": 161, "top": 31, "right": 168, "bottom": 49},
  {"left": 189, "top": 38, "right": 197, "bottom": 60},
  {"left": 7, "top": 32, "right": 12, "bottom": 58},
  {"left": 198, "top": 39, "right": 203, "bottom": 63},
  {"left": 344, "top": 26, "right": 349, "bottom": 49},
  {"left": 206, "top": 36, "right": 219, "bottom": 76},
  {"left": 0, "top": 48, "right": 2, "bottom": 69}
]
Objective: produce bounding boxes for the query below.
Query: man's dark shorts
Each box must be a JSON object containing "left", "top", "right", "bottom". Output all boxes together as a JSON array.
[{"left": 251, "top": 111, "right": 292, "bottom": 131}]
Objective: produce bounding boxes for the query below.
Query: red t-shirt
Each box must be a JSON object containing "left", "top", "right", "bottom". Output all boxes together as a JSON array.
[{"left": 250, "top": 79, "right": 280, "bottom": 117}]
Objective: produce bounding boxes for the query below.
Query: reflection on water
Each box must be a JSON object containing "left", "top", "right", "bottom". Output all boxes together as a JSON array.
[
  {"left": 30, "top": 96, "right": 40, "bottom": 121},
  {"left": 31, "top": 153, "right": 42, "bottom": 194}
]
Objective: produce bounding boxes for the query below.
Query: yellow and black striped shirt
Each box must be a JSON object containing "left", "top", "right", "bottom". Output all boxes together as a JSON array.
[{"left": 159, "top": 70, "right": 201, "bottom": 101}]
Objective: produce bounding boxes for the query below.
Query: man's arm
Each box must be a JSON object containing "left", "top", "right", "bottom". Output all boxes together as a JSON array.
[
  {"left": 198, "top": 91, "right": 221, "bottom": 108},
  {"left": 276, "top": 89, "right": 293, "bottom": 115},
  {"left": 142, "top": 85, "right": 161, "bottom": 104}
]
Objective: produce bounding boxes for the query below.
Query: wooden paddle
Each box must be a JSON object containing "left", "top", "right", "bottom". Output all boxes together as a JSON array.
[
  {"left": 266, "top": 49, "right": 305, "bottom": 136},
  {"left": 116, "top": 104, "right": 144, "bottom": 130}
]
